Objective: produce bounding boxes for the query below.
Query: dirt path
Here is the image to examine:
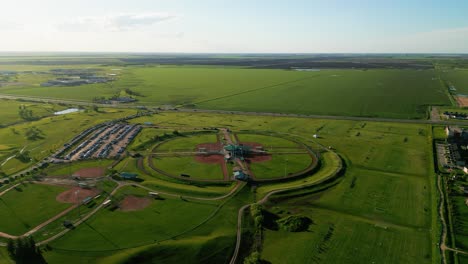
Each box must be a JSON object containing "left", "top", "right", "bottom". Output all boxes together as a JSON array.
[
  {"left": 0, "top": 183, "right": 21, "bottom": 197},
  {"left": 431, "top": 106, "right": 441, "bottom": 122},
  {"left": 437, "top": 173, "right": 468, "bottom": 262},
  {"left": 438, "top": 173, "right": 449, "bottom": 264}
]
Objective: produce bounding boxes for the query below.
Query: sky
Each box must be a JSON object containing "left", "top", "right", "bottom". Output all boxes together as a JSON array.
[{"left": 0, "top": 0, "right": 467, "bottom": 53}]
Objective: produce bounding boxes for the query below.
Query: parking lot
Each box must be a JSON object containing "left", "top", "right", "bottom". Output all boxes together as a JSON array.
[{"left": 56, "top": 123, "right": 141, "bottom": 161}]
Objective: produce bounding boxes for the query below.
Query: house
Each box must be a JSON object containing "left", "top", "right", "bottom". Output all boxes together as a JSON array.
[{"left": 446, "top": 126, "right": 462, "bottom": 138}]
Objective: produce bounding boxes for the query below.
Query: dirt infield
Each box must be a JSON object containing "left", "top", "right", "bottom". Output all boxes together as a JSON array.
[
  {"left": 119, "top": 195, "right": 152, "bottom": 211},
  {"left": 195, "top": 143, "right": 223, "bottom": 152},
  {"left": 195, "top": 154, "right": 225, "bottom": 164},
  {"left": 456, "top": 96, "right": 468, "bottom": 107},
  {"left": 73, "top": 167, "right": 106, "bottom": 178},
  {"left": 56, "top": 187, "right": 101, "bottom": 204},
  {"left": 239, "top": 142, "right": 272, "bottom": 162},
  {"left": 246, "top": 154, "right": 272, "bottom": 163}
]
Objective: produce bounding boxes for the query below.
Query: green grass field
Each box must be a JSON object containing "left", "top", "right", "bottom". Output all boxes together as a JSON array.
[
  {"left": 152, "top": 156, "right": 224, "bottom": 180},
  {"left": 50, "top": 186, "right": 219, "bottom": 251},
  {"left": 0, "top": 109, "right": 438, "bottom": 263},
  {"left": 236, "top": 133, "right": 300, "bottom": 148},
  {"left": 45, "top": 160, "right": 113, "bottom": 177},
  {"left": 261, "top": 207, "right": 431, "bottom": 264},
  {"left": 0, "top": 99, "right": 67, "bottom": 126},
  {"left": 127, "top": 111, "right": 437, "bottom": 263},
  {"left": 0, "top": 108, "right": 135, "bottom": 176},
  {"left": 0, "top": 182, "right": 70, "bottom": 236},
  {"left": 249, "top": 153, "right": 313, "bottom": 179},
  {"left": 442, "top": 69, "right": 468, "bottom": 94},
  {"left": 156, "top": 133, "right": 217, "bottom": 151},
  {"left": 1, "top": 66, "right": 450, "bottom": 119}
]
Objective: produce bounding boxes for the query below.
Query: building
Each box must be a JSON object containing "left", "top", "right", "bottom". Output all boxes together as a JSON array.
[
  {"left": 121, "top": 172, "right": 138, "bottom": 180},
  {"left": 234, "top": 170, "right": 249, "bottom": 181},
  {"left": 446, "top": 126, "right": 462, "bottom": 138}
]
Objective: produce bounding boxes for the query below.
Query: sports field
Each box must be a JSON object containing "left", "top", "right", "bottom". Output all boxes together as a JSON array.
[
  {"left": 49, "top": 186, "right": 219, "bottom": 251},
  {"left": 0, "top": 108, "right": 438, "bottom": 263},
  {"left": 152, "top": 156, "right": 224, "bottom": 180},
  {"left": 45, "top": 160, "right": 113, "bottom": 177},
  {"left": 249, "top": 154, "right": 313, "bottom": 179},
  {"left": 0, "top": 182, "right": 70, "bottom": 236},
  {"left": 127, "top": 111, "right": 436, "bottom": 263}
]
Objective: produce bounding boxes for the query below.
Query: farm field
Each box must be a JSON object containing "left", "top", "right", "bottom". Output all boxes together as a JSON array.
[
  {"left": 1, "top": 66, "right": 451, "bottom": 119},
  {"left": 441, "top": 69, "right": 468, "bottom": 94},
  {"left": 0, "top": 182, "right": 70, "bottom": 236}
]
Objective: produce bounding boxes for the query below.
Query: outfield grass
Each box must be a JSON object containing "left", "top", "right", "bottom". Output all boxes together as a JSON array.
[
  {"left": 236, "top": 133, "right": 299, "bottom": 148},
  {"left": 156, "top": 133, "right": 217, "bottom": 151},
  {"left": 50, "top": 186, "right": 219, "bottom": 251},
  {"left": 152, "top": 156, "right": 224, "bottom": 180},
  {"left": 45, "top": 160, "right": 113, "bottom": 177},
  {"left": 249, "top": 153, "right": 313, "bottom": 179},
  {"left": 0, "top": 182, "right": 70, "bottom": 236}
]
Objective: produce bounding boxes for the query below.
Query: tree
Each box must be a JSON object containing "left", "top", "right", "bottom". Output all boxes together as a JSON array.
[
  {"left": 24, "top": 127, "right": 44, "bottom": 141},
  {"left": 244, "top": 252, "right": 262, "bottom": 264},
  {"left": 18, "top": 105, "right": 35, "bottom": 121},
  {"left": 6, "top": 236, "right": 47, "bottom": 264}
]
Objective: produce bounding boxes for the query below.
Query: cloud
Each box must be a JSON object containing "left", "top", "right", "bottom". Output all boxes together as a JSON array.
[
  {"left": 57, "top": 13, "right": 178, "bottom": 32},
  {"left": 0, "top": 20, "right": 24, "bottom": 31}
]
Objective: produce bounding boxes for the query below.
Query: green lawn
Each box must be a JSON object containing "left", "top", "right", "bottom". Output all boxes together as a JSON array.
[
  {"left": 152, "top": 156, "right": 224, "bottom": 180},
  {"left": 45, "top": 160, "right": 113, "bottom": 177},
  {"left": 261, "top": 207, "right": 431, "bottom": 264},
  {"left": 50, "top": 186, "right": 219, "bottom": 251},
  {"left": 0, "top": 99, "right": 67, "bottom": 126},
  {"left": 156, "top": 133, "right": 217, "bottom": 151},
  {"left": 237, "top": 133, "right": 300, "bottom": 148},
  {"left": 249, "top": 153, "right": 313, "bottom": 180},
  {"left": 0, "top": 182, "right": 70, "bottom": 236}
]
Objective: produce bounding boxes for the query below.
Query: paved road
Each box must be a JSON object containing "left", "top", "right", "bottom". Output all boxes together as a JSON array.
[{"left": 2, "top": 93, "right": 468, "bottom": 126}]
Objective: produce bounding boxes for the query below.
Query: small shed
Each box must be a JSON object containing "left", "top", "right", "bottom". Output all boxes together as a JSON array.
[
  {"left": 234, "top": 171, "right": 249, "bottom": 181},
  {"left": 121, "top": 172, "right": 138, "bottom": 180}
]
